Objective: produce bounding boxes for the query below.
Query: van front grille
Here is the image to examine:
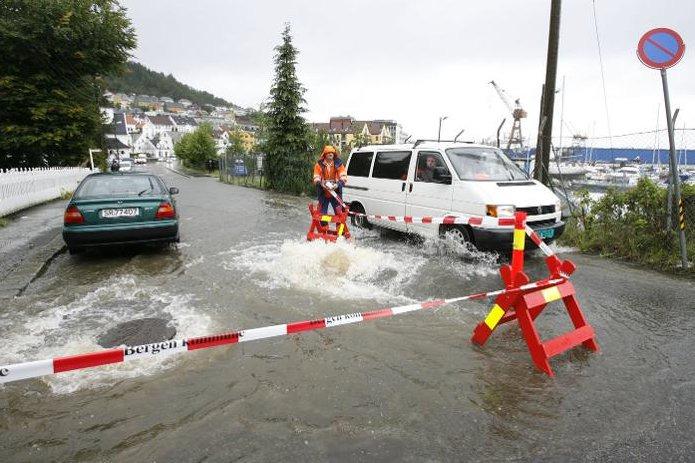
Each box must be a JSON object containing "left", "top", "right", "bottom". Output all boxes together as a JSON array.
[
  {"left": 517, "top": 205, "right": 555, "bottom": 216},
  {"left": 528, "top": 219, "right": 557, "bottom": 228}
]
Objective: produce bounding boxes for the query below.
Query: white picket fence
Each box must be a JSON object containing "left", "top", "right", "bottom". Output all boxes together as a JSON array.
[{"left": 0, "top": 167, "right": 92, "bottom": 217}]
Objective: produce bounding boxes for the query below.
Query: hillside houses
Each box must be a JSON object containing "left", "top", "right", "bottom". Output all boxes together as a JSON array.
[
  {"left": 102, "top": 90, "right": 259, "bottom": 161},
  {"left": 310, "top": 116, "right": 404, "bottom": 152}
]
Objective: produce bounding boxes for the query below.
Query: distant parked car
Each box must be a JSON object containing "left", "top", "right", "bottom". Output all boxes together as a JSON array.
[
  {"left": 119, "top": 157, "right": 133, "bottom": 171},
  {"left": 63, "top": 173, "right": 179, "bottom": 254},
  {"left": 135, "top": 154, "right": 148, "bottom": 164}
]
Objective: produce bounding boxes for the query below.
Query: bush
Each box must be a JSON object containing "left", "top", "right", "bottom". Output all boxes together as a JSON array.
[
  {"left": 561, "top": 178, "right": 694, "bottom": 274},
  {"left": 174, "top": 124, "right": 216, "bottom": 169}
]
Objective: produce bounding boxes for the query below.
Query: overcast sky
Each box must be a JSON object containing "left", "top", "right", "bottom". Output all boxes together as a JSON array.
[{"left": 120, "top": 0, "right": 694, "bottom": 144}]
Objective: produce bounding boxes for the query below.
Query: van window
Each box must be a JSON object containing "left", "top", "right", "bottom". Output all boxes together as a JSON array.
[
  {"left": 446, "top": 147, "right": 527, "bottom": 181},
  {"left": 416, "top": 151, "right": 451, "bottom": 183},
  {"left": 372, "top": 151, "right": 411, "bottom": 180},
  {"left": 347, "top": 152, "right": 373, "bottom": 177}
]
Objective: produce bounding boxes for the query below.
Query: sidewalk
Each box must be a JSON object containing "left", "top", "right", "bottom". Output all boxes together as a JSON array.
[{"left": 0, "top": 199, "right": 67, "bottom": 298}]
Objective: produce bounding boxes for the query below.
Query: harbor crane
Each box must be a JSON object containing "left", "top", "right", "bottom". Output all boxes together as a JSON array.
[{"left": 489, "top": 80, "right": 527, "bottom": 151}]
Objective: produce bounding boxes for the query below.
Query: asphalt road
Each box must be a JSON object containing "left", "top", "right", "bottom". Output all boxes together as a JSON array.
[{"left": 0, "top": 163, "right": 693, "bottom": 462}]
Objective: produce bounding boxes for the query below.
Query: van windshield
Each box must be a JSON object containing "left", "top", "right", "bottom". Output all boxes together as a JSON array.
[{"left": 445, "top": 147, "right": 527, "bottom": 181}]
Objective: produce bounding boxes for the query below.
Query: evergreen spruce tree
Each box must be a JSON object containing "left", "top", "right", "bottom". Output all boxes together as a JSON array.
[{"left": 264, "top": 24, "right": 311, "bottom": 194}]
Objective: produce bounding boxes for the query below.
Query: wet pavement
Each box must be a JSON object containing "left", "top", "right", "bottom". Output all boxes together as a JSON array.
[{"left": 1, "top": 163, "right": 694, "bottom": 462}]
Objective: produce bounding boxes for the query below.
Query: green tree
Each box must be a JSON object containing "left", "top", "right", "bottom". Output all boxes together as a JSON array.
[
  {"left": 0, "top": 0, "right": 136, "bottom": 168},
  {"left": 105, "top": 61, "right": 234, "bottom": 108},
  {"left": 226, "top": 130, "right": 246, "bottom": 156},
  {"left": 264, "top": 24, "right": 312, "bottom": 194},
  {"left": 309, "top": 129, "right": 331, "bottom": 159},
  {"left": 176, "top": 123, "right": 216, "bottom": 168}
]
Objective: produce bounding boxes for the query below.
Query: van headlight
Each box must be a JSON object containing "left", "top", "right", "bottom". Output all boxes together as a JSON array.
[{"left": 486, "top": 205, "right": 516, "bottom": 217}]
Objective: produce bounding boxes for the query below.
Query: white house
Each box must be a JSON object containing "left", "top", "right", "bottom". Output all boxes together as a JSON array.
[
  {"left": 143, "top": 115, "right": 174, "bottom": 138},
  {"left": 133, "top": 134, "right": 158, "bottom": 159},
  {"left": 105, "top": 138, "right": 132, "bottom": 158},
  {"left": 171, "top": 115, "right": 198, "bottom": 133},
  {"left": 153, "top": 133, "right": 175, "bottom": 160}
]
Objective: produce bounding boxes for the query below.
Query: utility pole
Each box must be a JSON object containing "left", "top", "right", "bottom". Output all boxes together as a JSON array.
[{"left": 534, "top": 0, "right": 562, "bottom": 185}]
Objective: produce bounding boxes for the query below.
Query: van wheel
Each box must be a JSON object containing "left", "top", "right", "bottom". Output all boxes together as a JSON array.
[
  {"left": 441, "top": 225, "right": 473, "bottom": 245},
  {"left": 350, "top": 203, "right": 372, "bottom": 230}
]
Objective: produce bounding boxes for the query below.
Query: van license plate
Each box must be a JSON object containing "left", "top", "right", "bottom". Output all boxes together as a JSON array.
[
  {"left": 101, "top": 208, "right": 139, "bottom": 218},
  {"left": 536, "top": 228, "right": 554, "bottom": 239}
]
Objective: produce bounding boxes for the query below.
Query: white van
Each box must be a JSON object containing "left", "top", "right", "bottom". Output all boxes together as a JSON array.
[{"left": 342, "top": 141, "right": 564, "bottom": 250}]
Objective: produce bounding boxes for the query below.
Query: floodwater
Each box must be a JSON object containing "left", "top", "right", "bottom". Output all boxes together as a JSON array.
[{"left": 1, "top": 164, "right": 694, "bottom": 462}]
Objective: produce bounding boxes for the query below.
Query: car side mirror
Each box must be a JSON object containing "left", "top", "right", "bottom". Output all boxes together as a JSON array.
[{"left": 169, "top": 187, "right": 179, "bottom": 195}]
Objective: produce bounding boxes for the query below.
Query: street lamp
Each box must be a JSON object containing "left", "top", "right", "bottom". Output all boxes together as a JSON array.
[{"left": 437, "top": 116, "right": 448, "bottom": 142}]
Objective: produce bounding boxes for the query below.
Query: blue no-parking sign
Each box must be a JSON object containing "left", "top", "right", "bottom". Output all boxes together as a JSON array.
[{"left": 637, "top": 28, "right": 685, "bottom": 69}]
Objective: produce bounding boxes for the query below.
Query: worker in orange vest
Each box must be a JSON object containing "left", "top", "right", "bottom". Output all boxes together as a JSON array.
[{"left": 313, "top": 145, "right": 348, "bottom": 214}]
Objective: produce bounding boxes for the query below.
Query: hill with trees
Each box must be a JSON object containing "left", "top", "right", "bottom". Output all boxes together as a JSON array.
[{"left": 105, "top": 61, "right": 235, "bottom": 108}]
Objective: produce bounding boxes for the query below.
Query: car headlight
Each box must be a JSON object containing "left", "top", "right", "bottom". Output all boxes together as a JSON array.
[{"left": 486, "top": 205, "right": 516, "bottom": 217}]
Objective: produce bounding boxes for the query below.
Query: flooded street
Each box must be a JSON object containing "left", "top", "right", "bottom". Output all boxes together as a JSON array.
[{"left": 1, "top": 164, "right": 694, "bottom": 462}]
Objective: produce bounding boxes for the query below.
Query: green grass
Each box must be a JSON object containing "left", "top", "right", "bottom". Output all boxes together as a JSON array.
[
  {"left": 220, "top": 175, "right": 265, "bottom": 189},
  {"left": 0, "top": 217, "right": 8, "bottom": 227}
]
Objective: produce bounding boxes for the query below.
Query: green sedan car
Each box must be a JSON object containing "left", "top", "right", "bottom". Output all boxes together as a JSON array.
[{"left": 63, "top": 172, "right": 180, "bottom": 254}]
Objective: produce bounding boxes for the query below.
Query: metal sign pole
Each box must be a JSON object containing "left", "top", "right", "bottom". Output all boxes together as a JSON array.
[{"left": 660, "top": 69, "right": 688, "bottom": 268}]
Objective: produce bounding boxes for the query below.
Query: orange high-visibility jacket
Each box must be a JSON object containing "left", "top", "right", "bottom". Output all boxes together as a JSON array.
[{"left": 313, "top": 153, "right": 347, "bottom": 186}]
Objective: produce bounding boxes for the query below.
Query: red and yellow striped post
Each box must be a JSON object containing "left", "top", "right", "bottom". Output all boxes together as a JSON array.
[
  {"left": 471, "top": 211, "right": 529, "bottom": 346},
  {"left": 511, "top": 211, "right": 527, "bottom": 287}
]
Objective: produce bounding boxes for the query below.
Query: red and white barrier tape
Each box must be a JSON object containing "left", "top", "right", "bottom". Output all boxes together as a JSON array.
[
  {"left": 353, "top": 212, "right": 515, "bottom": 228},
  {"left": 0, "top": 277, "right": 565, "bottom": 385},
  {"left": 525, "top": 225, "right": 555, "bottom": 257}
]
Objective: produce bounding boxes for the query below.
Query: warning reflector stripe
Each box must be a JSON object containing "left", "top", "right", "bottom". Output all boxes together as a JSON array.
[
  {"left": 483, "top": 304, "right": 505, "bottom": 330},
  {"left": 541, "top": 286, "right": 562, "bottom": 303},
  {"left": 513, "top": 229, "right": 525, "bottom": 251},
  {"left": 54, "top": 348, "right": 124, "bottom": 373}
]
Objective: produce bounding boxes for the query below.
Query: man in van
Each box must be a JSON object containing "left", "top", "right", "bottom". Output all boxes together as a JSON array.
[{"left": 313, "top": 145, "right": 348, "bottom": 215}]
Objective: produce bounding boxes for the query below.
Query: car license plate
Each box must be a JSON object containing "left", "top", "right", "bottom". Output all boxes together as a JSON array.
[
  {"left": 536, "top": 228, "right": 555, "bottom": 239},
  {"left": 101, "top": 208, "right": 139, "bottom": 218}
]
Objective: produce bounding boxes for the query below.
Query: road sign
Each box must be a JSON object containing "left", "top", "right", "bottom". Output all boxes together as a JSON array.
[{"left": 637, "top": 28, "right": 685, "bottom": 69}]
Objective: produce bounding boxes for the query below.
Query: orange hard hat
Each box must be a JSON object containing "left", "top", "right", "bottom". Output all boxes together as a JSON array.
[{"left": 322, "top": 145, "right": 337, "bottom": 156}]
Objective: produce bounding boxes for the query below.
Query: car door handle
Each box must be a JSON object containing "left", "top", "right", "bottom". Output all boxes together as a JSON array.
[
  {"left": 401, "top": 182, "right": 406, "bottom": 192},
  {"left": 409, "top": 183, "right": 413, "bottom": 193}
]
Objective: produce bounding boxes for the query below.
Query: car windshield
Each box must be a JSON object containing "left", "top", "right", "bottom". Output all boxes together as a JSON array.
[
  {"left": 74, "top": 175, "right": 165, "bottom": 199},
  {"left": 445, "top": 147, "right": 528, "bottom": 181}
]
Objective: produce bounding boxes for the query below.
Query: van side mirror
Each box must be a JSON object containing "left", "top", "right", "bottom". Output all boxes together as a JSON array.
[
  {"left": 169, "top": 187, "right": 179, "bottom": 195},
  {"left": 433, "top": 167, "right": 452, "bottom": 184}
]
